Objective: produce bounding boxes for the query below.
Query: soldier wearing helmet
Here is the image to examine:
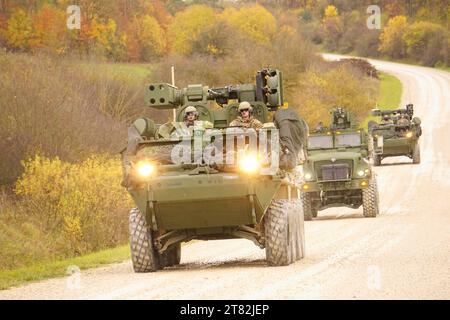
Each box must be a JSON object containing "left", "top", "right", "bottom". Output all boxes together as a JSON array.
[
  {"left": 381, "top": 114, "right": 393, "bottom": 125},
  {"left": 184, "top": 105, "right": 198, "bottom": 127},
  {"left": 397, "top": 113, "right": 410, "bottom": 127},
  {"left": 229, "top": 101, "right": 263, "bottom": 129}
]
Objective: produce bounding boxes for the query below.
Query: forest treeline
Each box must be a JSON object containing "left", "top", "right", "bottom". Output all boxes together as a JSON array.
[{"left": 0, "top": 1, "right": 448, "bottom": 66}]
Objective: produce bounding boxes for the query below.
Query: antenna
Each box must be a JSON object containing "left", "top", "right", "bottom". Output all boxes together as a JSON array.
[{"left": 171, "top": 65, "right": 176, "bottom": 121}]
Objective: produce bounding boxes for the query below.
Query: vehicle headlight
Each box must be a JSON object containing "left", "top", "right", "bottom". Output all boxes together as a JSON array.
[
  {"left": 136, "top": 161, "right": 155, "bottom": 178},
  {"left": 239, "top": 155, "right": 260, "bottom": 174},
  {"left": 357, "top": 170, "right": 365, "bottom": 177},
  {"left": 304, "top": 173, "right": 312, "bottom": 180},
  {"left": 406, "top": 131, "right": 413, "bottom": 138}
]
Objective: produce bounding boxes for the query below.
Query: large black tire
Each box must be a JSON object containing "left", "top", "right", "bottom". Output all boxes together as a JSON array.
[
  {"left": 265, "top": 200, "right": 304, "bottom": 266},
  {"left": 373, "top": 154, "right": 381, "bottom": 166},
  {"left": 129, "top": 208, "right": 161, "bottom": 272},
  {"left": 162, "top": 243, "right": 181, "bottom": 267},
  {"left": 300, "top": 192, "right": 313, "bottom": 221},
  {"left": 412, "top": 143, "right": 421, "bottom": 164},
  {"left": 362, "top": 177, "right": 379, "bottom": 218}
]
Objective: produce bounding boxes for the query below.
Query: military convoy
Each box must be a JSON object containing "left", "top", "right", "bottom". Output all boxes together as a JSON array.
[
  {"left": 368, "top": 104, "right": 422, "bottom": 165},
  {"left": 300, "top": 108, "right": 379, "bottom": 220},
  {"left": 121, "top": 62, "right": 421, "bottom": 271},
  {"left": 121, "top": 69, "right": 307, "bottom": 272}
]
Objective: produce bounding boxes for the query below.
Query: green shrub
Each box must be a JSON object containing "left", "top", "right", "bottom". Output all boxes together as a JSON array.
[{"left": 0, "top": 155, "right": 132, "bottom": 270}]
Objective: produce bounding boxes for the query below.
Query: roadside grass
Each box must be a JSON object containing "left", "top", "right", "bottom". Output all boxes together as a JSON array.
[
  {"left": 97, "top": 62, "right": 152, "bottom": 78},
  {"left": 436, "top": 65, "right": 450, "bottom": 72},
  {"left": 362, "top": 72, "right": 403, "bottom": 128},
  {"left": 79, "top": 61, "right": 152, "bottom": 79},
  {"left": 377, "top": 72, "right": 402, "bottom": 108},
  {"left": 0, "top": 244, "right": 130, "bottom": 290}
]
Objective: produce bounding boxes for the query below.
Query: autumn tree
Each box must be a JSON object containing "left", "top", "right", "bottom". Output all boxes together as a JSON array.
[
  {"left": 125, "top": 15, "right": 166, "bottom": 61},
  {"left": 321, "top": 5, "right": 343, "bottom": 51},
  {"left": 169, "top": 5, "right": 215, "bottom": 55},
  {"left": 3, "top": 8, "right": 35, "bottom": 50},
  {"left": 32, "top": 4, "right": 66, "bottom": 53},
  {"left": 88, "top": 17, "right": 126, "bottom": 60},
  {"left": 403, "top": 21, "right": 449, "bottom": 66},
  {"left": 221, "top": 5, "right": 276, "bottom": 45},
  {"left": 379, "top": 15, "right": 408, "bottom": 59}
]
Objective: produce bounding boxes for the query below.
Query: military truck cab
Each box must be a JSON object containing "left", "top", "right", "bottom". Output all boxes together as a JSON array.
[{"left": 300, "top": 109, "right": 379, "bottom": 220}]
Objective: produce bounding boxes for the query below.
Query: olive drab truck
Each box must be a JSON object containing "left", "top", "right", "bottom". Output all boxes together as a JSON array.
[
  {"left": 121, "top": 69, "right": 308, "bottom": 272},
  {"left": 300, "top": 108, "right": 380, "bottom": 220},
  {"left": 368, "top": 104, "right": 422, "bottom": 166}
]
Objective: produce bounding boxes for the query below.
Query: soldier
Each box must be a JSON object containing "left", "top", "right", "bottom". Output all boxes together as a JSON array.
[
  {"left": 184, "top": 106, "right": 198, "bottom": 127},
  {"left": 397, "top": 114, "right": 410, "bottom": 126},
  {"left": 315, "top": 121, "right": 325, "bottom": 133},
  {"left": 229, "top": 101, "right": 263, "bottom": 129},
  {"left": 380, "top": 114, "right": 393, "bottom": 125}
]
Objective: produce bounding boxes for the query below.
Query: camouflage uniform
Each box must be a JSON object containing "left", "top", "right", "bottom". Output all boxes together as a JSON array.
[
  {"left": 229, "top": 116, "right": 263, "bottom": 129},
  {"left": 380, "top": 115, "right": 393, "bottom": 125},
  {"left": 397, "top": 115, "right": 410, "bottom": 126}
]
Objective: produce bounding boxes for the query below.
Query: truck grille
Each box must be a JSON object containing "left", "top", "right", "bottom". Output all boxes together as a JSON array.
[{"left": 319, "top": 163, "right": 350, "bottom": 181}]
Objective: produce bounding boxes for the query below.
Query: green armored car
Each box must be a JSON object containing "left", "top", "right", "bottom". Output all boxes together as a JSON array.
[
  {"left": 369, "top": 104, "right": 422, "bottom": 166},
  {"left": 121, "top": 69, "right": 308, "bottom": 272},
  {"left": 300, "top": 108, "right": 379, "bottom": 220}
]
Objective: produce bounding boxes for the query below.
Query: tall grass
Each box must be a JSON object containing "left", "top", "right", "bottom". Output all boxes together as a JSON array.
[{"left": 0, "top": 52, "right": 161, "bottom": 186}]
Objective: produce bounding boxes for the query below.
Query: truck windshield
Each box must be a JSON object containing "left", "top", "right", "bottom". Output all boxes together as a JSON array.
[
  {"left": 308, "top": 135, "right": 333, "bottom": 149},
  {"left": 335, "top": 133, "right": 361, "bottom": 147}
]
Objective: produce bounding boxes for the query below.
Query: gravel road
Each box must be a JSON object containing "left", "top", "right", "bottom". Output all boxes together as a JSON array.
[{"left": 1, "top": 57, "right": 449, "bottom": 299}]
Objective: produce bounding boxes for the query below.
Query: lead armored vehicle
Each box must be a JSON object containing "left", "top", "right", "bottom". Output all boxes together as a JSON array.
[
  {"left": 368, "top": 104, "right": 422, "bottom": 165},
  {"left": 300, "top": 108, "right": 379, "bottom": 220},
  {"left": 121, "top": 69, "right": 307, "bottom": 272}
]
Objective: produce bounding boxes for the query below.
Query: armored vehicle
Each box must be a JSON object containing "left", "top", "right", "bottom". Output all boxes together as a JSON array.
[
  {"left": 300, "top": 108, "right": 379, "bottom": 220},
  {"left": 121, "top": 69, "right": 307, "bottom": 272},
  {"left": 368, "top": 104, "right": 422, "bottom": 166}
]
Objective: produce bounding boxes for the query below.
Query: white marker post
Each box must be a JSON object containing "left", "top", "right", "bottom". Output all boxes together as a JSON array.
[{"left": 171, "top": 65, "right": 176, "bottom": 122}]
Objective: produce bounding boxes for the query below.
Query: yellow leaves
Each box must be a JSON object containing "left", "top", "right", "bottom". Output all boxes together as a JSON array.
[
  {"left": 206, "top": 44, "right": 219, "bottom": 55},
  {"left": 324, "top": 5, "right": 339, "bottom": 19},
  {"left": 63, "top": 215, "right": 83, "bottom": 245},
  {"left": 15, "top": 154, "right": 132, "bottom": 252},
  {"left": 15, "top": 155, "right": 71, "bottom": 204},
  {"left": 169, "top": 4, "right": 277, "bottom": 55},
  {"left": 127, "top": 14, "right": 166, "bottom": 60},
  {"left": 379, "top": 15, "right": 408, "bottom": 58},
  {"left": 3, "top": 9, "right": 35, "bottom": 49},
  {"left": 89, "top": 17, "right": 117, "bottom": 49},
  {"left": 295, "top": 66, "right": 378, "bottom": 128},
  {"left": 169, "top": 5, "right": 216, "bottom": 55},
  {"left": 402, "top": 21, "right": 449, "bottom": 65},
  {"left": 222, "top": 4, "right": 276, "bottom": 45}
]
